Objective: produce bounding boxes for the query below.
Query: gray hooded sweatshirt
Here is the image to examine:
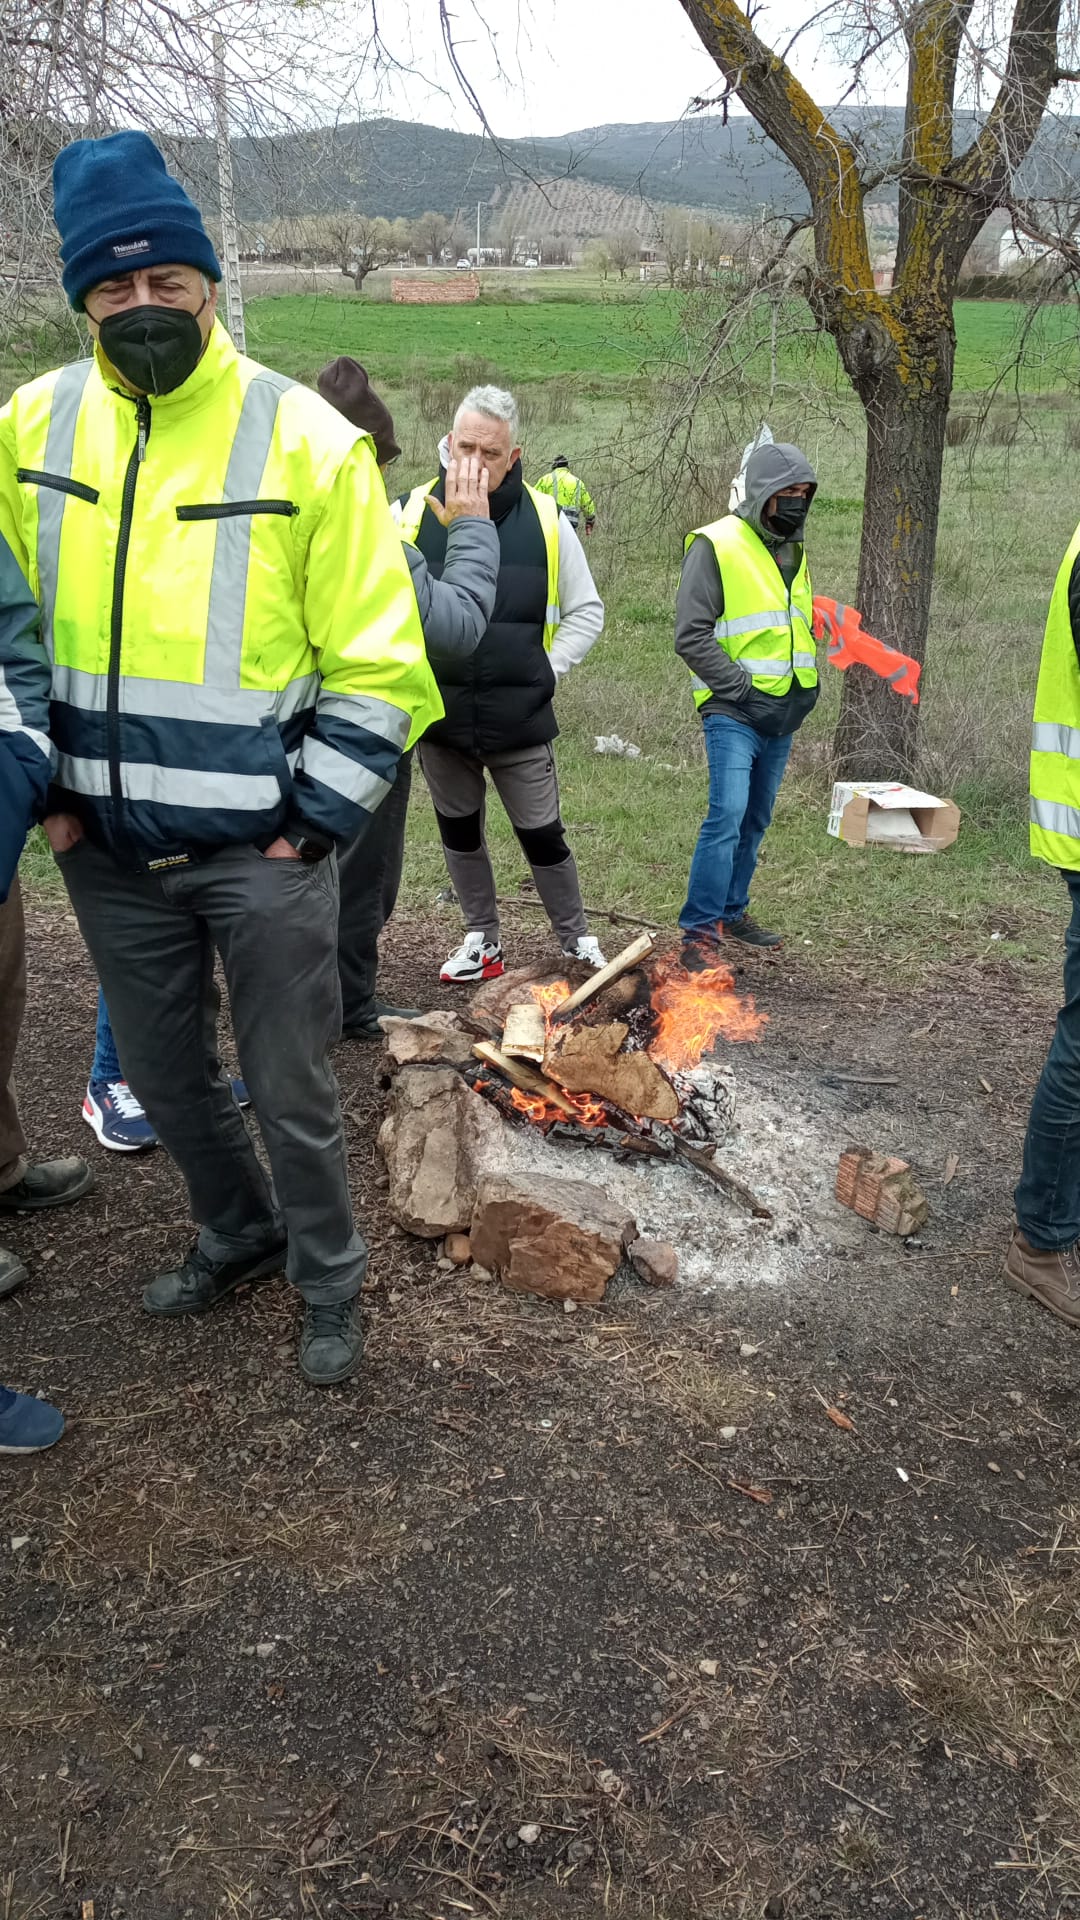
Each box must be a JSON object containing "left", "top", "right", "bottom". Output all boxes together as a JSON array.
[{"left": 674, "top": 441, "right": 819, "bottom": 739}]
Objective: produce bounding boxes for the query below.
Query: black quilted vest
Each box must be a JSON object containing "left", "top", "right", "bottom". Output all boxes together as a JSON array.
[{"left": 413, "top": 460, "right": 557, "bottom": 756}]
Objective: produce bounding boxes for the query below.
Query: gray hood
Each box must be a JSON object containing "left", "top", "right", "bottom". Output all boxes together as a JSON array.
[{"left": 736, "top": 442, "right": 817, "bottom": 546}]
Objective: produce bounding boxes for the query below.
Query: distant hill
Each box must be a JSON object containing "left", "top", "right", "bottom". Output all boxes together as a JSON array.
[{"left": 175, "top": 109, "right": 1080, "bottom": 229}]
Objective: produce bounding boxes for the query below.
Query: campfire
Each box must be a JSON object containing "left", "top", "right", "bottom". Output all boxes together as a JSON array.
[{"left": 462, "top": 934, "right": 770, "bottom": 1218}]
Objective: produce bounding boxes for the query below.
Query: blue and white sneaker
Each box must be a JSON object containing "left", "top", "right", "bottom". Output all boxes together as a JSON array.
[
  {"left": 82, "top": 1078, "right": 158, "bottom": 1153},
  {"left": 232, "top": 1077, "right": 251, "bottom": 1109},
  {"left": 0, "top": 1384, "right": 65, "bottom": 1453}
]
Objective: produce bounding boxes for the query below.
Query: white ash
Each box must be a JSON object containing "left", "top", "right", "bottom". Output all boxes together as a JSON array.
[{"left": 470, "top": 1053, "right": 852, "bottom": 1291}]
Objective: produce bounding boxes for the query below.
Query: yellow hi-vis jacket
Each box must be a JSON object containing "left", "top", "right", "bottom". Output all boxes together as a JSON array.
[
  {"left": 398, "top": 477, "right": 562, "bottom": 651},
  {"left": 684, "top": 514, "right": 816, "bottom": 707},
  {"left": 1030, "top": 519, "right": 1080, "bottom": 870},
  {"left": 534, "top": 468, "right": 596, "bottom": 523},
  {"left": 0, "top": 324, "right": 442, "bottom": 862}
]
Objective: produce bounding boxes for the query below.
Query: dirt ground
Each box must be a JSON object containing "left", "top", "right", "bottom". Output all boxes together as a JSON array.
[{"left": 4, "top": 895, "right": 1080, "bottom": 1920}]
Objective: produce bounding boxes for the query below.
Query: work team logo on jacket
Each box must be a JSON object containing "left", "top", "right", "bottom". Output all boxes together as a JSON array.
[
  {"left": 1031, "top": 517, "right": 1080, "bottom": 870},
  {"left": 684, "top": 514, "right": 816, "bottom": 709},
  {"left": 0, "top": 324, "right": 442, "bottom": 861}
]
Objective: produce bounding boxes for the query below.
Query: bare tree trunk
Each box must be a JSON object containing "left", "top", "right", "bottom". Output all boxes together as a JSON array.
[{"left": 832, "top": 318, "right": 953, "bottom": 780}]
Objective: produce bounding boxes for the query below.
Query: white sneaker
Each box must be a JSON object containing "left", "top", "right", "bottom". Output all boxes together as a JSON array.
[
  {"left": 562, "top": 935, "right": 607, "bottom": 970},
  {"left": 440, "top": 931, "right": 505, "bottom": 984}
]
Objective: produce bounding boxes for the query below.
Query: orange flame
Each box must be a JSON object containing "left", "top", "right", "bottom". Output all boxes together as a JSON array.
[
  {"left": 509, "top": 1085, "right": 608, "bottom": 1129},
  {"left": 648, "top": 954, "right": 765, "bottom": 1074}
]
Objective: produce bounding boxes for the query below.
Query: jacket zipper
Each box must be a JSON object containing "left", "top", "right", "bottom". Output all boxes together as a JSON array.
[{"left": 107, "top": 396, "right": 151, "bottom": 821}]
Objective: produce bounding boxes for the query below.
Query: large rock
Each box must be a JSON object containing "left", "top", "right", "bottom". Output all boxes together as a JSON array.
[
  {"left": 378, "top": 1066, "right": 502, "bottom": 1238},
  {"left": 470, "top": 1173, "right": 637, "bottom": 1305},
  {"left": 381, "top": 1011, "right": 476, "bottom": 1069}
]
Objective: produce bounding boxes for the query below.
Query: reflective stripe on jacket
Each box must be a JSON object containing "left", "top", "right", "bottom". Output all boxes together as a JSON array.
[
  {"left": 684, "top": 514, "right": 815, "bottom": 709},
  {"left": 534, "top": 469, "right": 596, "bottom": 521},
  {"left": 399, "top": 479, "right": 561, "bottom": 650},
  {"left": 1030, "top": 519, "right": 1080, "bottom": 870},
  {"left": 0, "top": 325, "right": 441, "bottom": 860}
]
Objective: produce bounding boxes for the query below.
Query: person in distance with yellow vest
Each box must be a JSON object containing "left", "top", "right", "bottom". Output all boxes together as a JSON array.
[
  {"left": 397, "top": 386, "right": 607, "bottom": 983},
  {"left": 0, "top": 133, "right": 441, "bottom": 1387},
  {"left": 534, "top": 456, "right": 596, "bottom": 535},
  {"left": 1005, "top": 525, "right": 1080, "bottom": 1322},
  {"left": 676, "top": 442, "right": 817, "bottom": 956}
]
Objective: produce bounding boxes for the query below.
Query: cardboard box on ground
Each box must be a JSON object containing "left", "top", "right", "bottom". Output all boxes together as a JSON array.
[{"left": 827, "top": 782, "right": 960, "bottom": 854}]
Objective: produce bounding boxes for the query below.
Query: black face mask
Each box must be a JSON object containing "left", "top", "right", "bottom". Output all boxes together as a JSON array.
[
  {"left": 97, "top": 301, "right": 207, "bottom": 396},
  {"left": 767, "top": 492, "right": 809, "bottom": 541}
]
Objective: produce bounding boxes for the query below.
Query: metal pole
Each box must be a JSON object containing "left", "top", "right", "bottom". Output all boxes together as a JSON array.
[
  {"left": 476, "top": 200, "right": 481, "bottom": 270},
  {"left": 213, "top": 32, "right": 246, "bottom": 352}
]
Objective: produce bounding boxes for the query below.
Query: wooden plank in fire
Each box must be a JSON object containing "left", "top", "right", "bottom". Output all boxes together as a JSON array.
[
  {"left": 472, "top": 1042, "right": 581, "bottom": 1117},
  {"left": 549, "top": 932, "right": 654, "bottom": 1023},
  {"left": 501, "top": 1000, "right": 547, "bottom": 1063}
]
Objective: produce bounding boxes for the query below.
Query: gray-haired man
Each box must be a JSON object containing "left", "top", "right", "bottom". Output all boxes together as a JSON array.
[{"left": 396, "top": 386, "right": 607, "bottom": 983}]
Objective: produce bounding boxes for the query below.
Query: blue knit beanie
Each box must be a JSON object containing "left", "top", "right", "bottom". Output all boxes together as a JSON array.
[{"left": 54, "top": 131, "right": 221, "bottom": 310}]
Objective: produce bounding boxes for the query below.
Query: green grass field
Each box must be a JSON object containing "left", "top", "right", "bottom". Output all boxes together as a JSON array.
[
  {"left": 12, "top": 280, "right": 1080, "bottom": 984},
  {"left": 246, "top": 291, "right": 1080, "bottom": 396}
]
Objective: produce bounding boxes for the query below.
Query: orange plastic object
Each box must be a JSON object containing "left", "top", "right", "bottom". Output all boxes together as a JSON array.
[{"left": 812, "top": 597, "right": 921, "bottom": 705}]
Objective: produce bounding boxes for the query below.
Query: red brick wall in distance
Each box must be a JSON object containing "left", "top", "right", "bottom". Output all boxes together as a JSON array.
[{"left": 391, "top": 275, "right": 480, "bottom": 304}]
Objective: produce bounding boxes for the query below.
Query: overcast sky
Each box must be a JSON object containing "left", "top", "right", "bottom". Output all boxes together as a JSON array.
[{"left": 350, "top": 0, "right": 908, "bottom": 139}]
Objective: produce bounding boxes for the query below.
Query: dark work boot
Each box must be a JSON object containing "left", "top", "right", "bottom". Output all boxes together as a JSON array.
[
  {"left": 0, "top": 1248, "right": 28, "bottom": 1298},
  {"left": 342, "top": 1001, "right": 422, "bottom": 1041},
  {"left": 299, "top": 1296, "right": 364, "bottom": 1386},
  {"left": 0, "top": 1157, "right": 95, "bottom": 1213},
  {"left": 142, "top": 1238, "right": 288, "bottom": 1317},
  {"left": 725, "top": 913, "right": 782, "bottom": 949}
]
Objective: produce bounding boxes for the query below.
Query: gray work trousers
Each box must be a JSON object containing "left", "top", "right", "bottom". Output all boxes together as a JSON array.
[
  {"left": 0, "top": 876, "right": 28, "bottom": 1192},
  {"left": 336, "top": 748, "right": 412, "bottom": 1027},
  {"left": 57, "top": 838, "right": 365, "bottom": 1305},
  {"left": 419, "top": 740, "right": 588, "bottom": 948}
]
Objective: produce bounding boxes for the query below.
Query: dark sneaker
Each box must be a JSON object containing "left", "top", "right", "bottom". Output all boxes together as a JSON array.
[
  {"left": 232, "top": 1077, "right": 252, "bottom": 1109},
  {"left": 142, "top": 1237, "right": 288, "bottom": 1317},
  {"left": 0, "top": 1157, "right": 96, "bottom": 1213},
  {"left": 0, "top": 1249, "right": 28, "bottom": 1298},
  {"left": 299, "top": 1296, "right": 364, "bottom": 1386},
  {"left": 0, "top": 1384, "right": 64, "bottom": 1454},
  {"left": 725, "top": 913, "right": 782, "bottom": 949},
  {"left": 83, "top": 1077, "right": 158, "bottom": 1151},
  {"left": 343, "top": 1002, "right": 422, "bottom": 1041},
  {"left": 1005, "top": 1229, "right": 1080, "bottom": 1326},
  {"left": 679, "top": 930, "right": 725, "bottom": 973}
]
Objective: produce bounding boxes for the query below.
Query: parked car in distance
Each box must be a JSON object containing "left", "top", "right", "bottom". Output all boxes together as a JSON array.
[{"left": 456, "top": 258, "right": 472, "bottom": 270}]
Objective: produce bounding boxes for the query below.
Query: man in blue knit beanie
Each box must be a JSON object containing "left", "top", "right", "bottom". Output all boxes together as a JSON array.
[{"left": 0, "top": 130, "right": 442, "bottom": 1387}]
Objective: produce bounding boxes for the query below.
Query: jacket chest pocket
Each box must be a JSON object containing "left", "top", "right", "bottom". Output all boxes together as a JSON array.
[
  {"left": 175, "top": 500, "right": 299, "bottom": 521},
  {"left": 17, "top": 468, "right": 100, "bottom": 505}
]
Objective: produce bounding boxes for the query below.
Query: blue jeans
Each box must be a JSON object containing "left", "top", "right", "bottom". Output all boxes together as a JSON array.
[
  {"left": 1015, "top": 870, "right": 1080, "bottom": 1249},
  {"left": 679, "top": 713, "right": 793, "bottom": 935},
  {"left": 91, "top": 987, "right": 122, "bottom": 1084}
]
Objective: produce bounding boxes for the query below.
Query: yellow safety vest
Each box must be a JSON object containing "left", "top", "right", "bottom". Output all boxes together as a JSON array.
[
  {"left": 0, "top": 324, "right": 441, "bottom": 858},
  {"left": 398, "top": 477, "right": 562, "bottom": 650},
  {"left": 1030, "top": 519, "right": 1080, "bottom": 870},
  {"left": 685, "top": 514, "right": 816, "bottom": 707},
  {"left": 535, "top": 469, "right": 596, "bottom": 519}
]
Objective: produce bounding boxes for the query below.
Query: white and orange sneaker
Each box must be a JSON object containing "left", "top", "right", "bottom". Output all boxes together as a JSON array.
[{"left": 440, "top": 931, "right": 505, "bottom": 984}]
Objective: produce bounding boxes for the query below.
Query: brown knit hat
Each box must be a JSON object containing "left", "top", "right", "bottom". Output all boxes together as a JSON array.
[{"left": 317, "top": 356, "right": 401, "bottom": 466}]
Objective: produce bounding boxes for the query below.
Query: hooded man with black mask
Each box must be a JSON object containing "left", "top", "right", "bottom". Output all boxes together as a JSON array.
[{"left": 675, "top": 440, "right": 818, "bottom": 953}]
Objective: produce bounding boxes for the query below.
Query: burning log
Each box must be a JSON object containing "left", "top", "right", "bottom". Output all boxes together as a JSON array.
[
  {"left": 501, "top": 1000, "right": 547, "bottom": 1064},
  {"left": 549, "top": 933, "right": 655, "bottom": 1022},
  {"left": 471, "top": 1042, "right": 581, "bottom": 1118},
  {"left": 543, "top": 1020, "right": 679, "bottom": 1123}
]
